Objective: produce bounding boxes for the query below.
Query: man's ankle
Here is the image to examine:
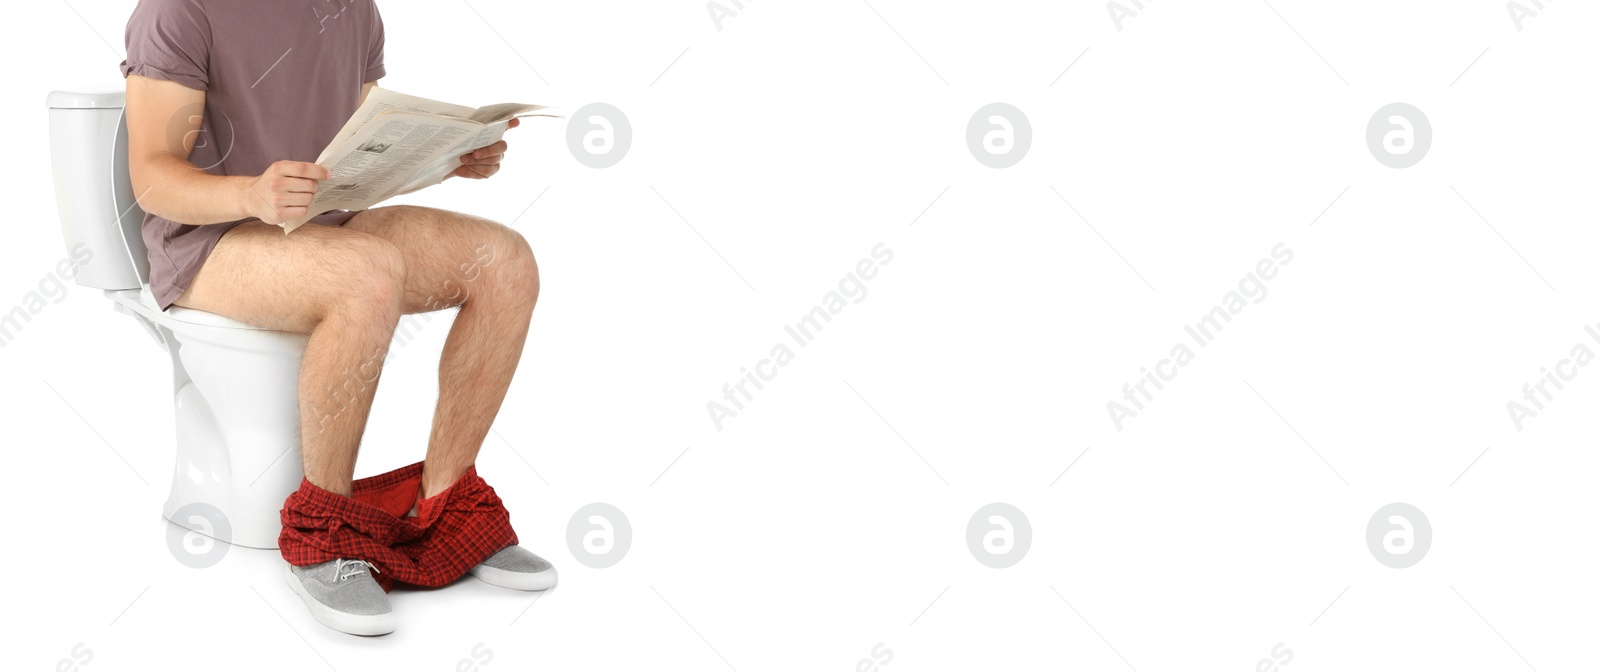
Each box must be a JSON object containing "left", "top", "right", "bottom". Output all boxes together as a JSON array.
[
  {"left": 419, "top": 466, "right": 469, "bottom": 500},
  {"left": 304, "top": 473, "right": 354, "bottom": 498}
]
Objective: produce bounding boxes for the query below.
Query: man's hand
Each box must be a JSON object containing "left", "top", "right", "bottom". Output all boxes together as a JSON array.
[
  {"left": 239, "top": 160, "right": 331, "bottom": 226},
  {"left": 452, "top": 117, "right": 519, "bottom": 179}
]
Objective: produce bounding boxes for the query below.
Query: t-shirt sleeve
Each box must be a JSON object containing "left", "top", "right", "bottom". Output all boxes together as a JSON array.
[
  {"left": 119, "top": 0, "right": 212, "bottom": 91},
  {"left": 364, "top": 1, "right": 387, "bottom": 82}
]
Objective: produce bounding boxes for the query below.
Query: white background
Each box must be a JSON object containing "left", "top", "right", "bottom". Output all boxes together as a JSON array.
[{"left": 4, "top": 0, "right": 1598, "bottom": 670}]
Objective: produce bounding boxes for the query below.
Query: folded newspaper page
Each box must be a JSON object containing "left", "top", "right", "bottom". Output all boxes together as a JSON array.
[{"left": 281, "top": 86, "right": 557, "bottom": 233}]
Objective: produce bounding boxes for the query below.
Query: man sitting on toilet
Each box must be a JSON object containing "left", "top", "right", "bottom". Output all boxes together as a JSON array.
[{"left": 121, "top": 0, "right": 554, "bottom": 635}]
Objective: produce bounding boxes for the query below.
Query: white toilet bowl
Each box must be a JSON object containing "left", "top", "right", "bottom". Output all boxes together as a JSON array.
[{"left": 48, "top": 88, "right": 307, "bottom": 549}]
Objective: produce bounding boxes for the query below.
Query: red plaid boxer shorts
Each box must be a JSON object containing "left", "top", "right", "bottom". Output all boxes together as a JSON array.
[{"left": 278, "top": 461, "right": 518, "bottom": 591}]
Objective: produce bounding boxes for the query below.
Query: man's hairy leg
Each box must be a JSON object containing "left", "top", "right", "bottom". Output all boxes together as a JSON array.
[
  {"left": 344, "top": 205, "right": 539, "bottom": 498},
  {"left": 174, "top": 222, "right": 407, "bottom": 496}
]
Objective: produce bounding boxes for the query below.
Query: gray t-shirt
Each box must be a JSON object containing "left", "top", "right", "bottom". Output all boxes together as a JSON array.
[{"left": 120, "top": 0, "right": 387, "bottom": 310}]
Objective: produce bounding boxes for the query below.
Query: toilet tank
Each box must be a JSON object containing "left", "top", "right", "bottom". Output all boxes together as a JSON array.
[{"left": 47, "top": 88, "right": 149, "bottom": 291}]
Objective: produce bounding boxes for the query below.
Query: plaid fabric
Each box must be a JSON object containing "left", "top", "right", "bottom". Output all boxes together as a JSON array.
[{"left": 278, "top": 461, "right": 518, "bottom": 591}]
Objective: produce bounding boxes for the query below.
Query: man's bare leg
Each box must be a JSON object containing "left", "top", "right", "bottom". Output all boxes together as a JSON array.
[
  {"left": 174, "top": 221, "right": 407, "bottom": 496},
  {"left": 344, "top": 205, "right": 539, "bottom": 498}
]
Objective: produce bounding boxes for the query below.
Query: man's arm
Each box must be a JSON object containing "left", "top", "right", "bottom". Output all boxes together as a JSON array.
[{"left": 125, "top": 74, "right": 330, "bottom": 226}]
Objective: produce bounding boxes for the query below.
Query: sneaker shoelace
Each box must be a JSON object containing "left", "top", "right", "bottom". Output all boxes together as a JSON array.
[{"left": 334, "top": 558, "right": 379, "bottom": 583}]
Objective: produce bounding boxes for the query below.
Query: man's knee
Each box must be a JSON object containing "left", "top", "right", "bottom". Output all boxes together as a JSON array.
[{"left": 479, "top": 227, "right": 538, "bottom": 309}]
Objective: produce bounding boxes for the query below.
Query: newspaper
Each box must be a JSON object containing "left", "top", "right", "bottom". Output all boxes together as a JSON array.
[{"left": 281, "top": 86, "right": 557, "bottom": 233}]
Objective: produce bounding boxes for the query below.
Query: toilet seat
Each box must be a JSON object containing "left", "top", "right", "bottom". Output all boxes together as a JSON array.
[{"left": 135, "top": 284, "right": 272, "bottom": 331}]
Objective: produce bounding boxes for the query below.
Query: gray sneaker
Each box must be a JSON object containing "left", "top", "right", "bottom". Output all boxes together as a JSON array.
[
  {"left": 283, "top": 559, "right": 397, "bottom": 636},
  {"left": 467, "top": 545, "right": 558, "bottom": 591}
]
